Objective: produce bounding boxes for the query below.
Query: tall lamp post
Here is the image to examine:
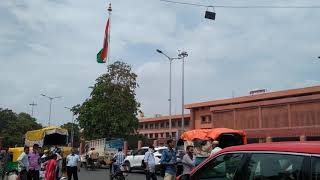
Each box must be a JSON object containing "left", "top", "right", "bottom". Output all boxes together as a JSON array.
[
  {"left": 178, "top": 51, "right": 188, "bottom": 132},
  {"left": 65, "top": 106, "right": 75, "bottom": 147},
  {"left": 156, "top": 49, "right": 181, "bottom": 138},
  {"left": 41, "top": 94, "right": 62, "bottom": 126}
]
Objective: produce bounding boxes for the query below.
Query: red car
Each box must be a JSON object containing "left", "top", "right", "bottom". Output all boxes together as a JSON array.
[{"left": 178, "top": 142, "right": 320, "bottom": 180}]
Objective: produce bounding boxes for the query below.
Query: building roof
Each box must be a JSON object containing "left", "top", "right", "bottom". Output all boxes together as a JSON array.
[
  {"left": 139, "top": 114, "right": 190, "bottom": 123},
  {"left": 185, "top": 85, "right": 320, "bottom": 109}
]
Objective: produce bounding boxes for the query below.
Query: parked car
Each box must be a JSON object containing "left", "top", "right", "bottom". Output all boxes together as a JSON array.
[
  {"left": 177, "top": 141, "right": 320, "bottom": 180},
  {"left": 124, "top": 146, "right": 167, "bottom": 172}
]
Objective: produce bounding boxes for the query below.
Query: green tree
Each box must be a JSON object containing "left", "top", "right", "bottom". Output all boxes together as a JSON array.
[
  {"left": 61, "top": 122, "right": 80, "bottom": 147},
  {"left": 0, "top": 108, "right": 42, "bottom": 147},
  {"left": 72, "top": 61, "right": 140, "bottom": 140}
]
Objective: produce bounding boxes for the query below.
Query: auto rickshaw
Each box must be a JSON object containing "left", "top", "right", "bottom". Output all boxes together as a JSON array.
[{"left": 7, "top": 147, "right": 24, "bottom": 172}]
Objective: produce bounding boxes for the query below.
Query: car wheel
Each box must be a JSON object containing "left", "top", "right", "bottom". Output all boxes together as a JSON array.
[{"left": 124, "top": 161, "right": 131, "bottom": 172}]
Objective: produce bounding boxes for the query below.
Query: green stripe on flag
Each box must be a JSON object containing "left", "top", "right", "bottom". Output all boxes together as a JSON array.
[{"left": 97, "top": 49, "right": 105, "bottom": 63}]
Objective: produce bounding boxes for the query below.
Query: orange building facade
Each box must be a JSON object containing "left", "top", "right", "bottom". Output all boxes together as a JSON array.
[
  {"left": 186, "top": 85, "right": 320, "bottom": 143},
  {"left": 138, "top": 114, "right": 191, "bottom": 139},
  {"left": 139, "top": 86, "right": 320, "bottom": 143}
]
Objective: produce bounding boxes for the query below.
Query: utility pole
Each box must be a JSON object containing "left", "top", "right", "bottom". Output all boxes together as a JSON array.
[
  {"left": 29, "top": 101, "right": 37, "bottom": 117},
  {"left": 65, "top": 107, "right": 75, "bottom": 147}
]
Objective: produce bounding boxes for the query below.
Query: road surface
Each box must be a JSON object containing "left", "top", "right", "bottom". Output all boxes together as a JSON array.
[{"left": 78, "top": 168, "right": 163, "bottom": 180}]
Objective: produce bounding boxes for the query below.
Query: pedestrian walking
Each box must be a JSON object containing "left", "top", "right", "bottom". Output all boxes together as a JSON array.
[
  {"left": 66, "top": 149, "right": 80, "bottom": 180},
  {"left": 39, "top": 150, "right": 49, "bottom": 179},
  {"left": 160, "top": 140, "right": 177, "bottom": 180},
  {"left": 45, "top": 154, "right": 57, "bottom": 180},
  {"left": 56, "top": 149, "right": 63, "bottom": 180},
  {"left": 182, "top": 146, "right": 195, "bottom": 174},
  {"left": 17, "top": 146, "right": 30, "bottom": 180},
  {"left": 112, "top": 148, "right": 125, "bottom": 175},
  {"left": 28, "top": 144, "right": 40, "bottom": 180},
  {"left": 144, "top": 146, "right": 157, "bottom": 180},
  {"left": 0, "top": 148, "right": 9, "bottom": 180}
]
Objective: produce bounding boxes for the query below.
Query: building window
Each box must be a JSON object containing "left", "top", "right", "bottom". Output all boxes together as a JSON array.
[
  {"left": 150, "top": 134, "right": 153, "bottom": 138},
  {"left": 172, "top": 121, "right": 176, "bottom": 127},
  {"left": 166, "top": 121, "right": 169, "bottom": 128},
  {"left": 145, "top": 124, "right": 148, "bottom": 129},
  {"left": 166, "top": 132, "right": 170, "bottom": 138},
  {"left": 160, "top": 122, "right": 164, "bottom": 128},
  {"left": 201, "top": 115, "right": 212, "bottom": 124},
  {"left": 139, "top": 124, "right": 143, "bottom": 129},
  {"left": 150, "top": 124, "right": 154, "bottom": 129},
  {"left": 185, "top": 120, "right": 190, "bottom": 127},
  {"left": 160, "top": 133, "right": 163, "bottom": 138},
  {"left": 155, "top": 133, "right": 158, "bottom": 138},
  {"left": 155, "top": 123, "right": 159, "bottom": 129},
  {"left": 178, "top": 120, "right": 182, "bottom": 127},
  {"left": 172, "top": 132, "right": 176, "bottom": 138}
]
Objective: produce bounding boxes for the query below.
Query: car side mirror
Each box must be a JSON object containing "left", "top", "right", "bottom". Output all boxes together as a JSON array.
[{"left": 178, "top": 174, "right": 191, "bottom": 180}]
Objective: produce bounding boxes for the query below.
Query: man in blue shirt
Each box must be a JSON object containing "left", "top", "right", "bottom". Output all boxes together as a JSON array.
[{"left": 160, "top": 140, "right": 177, "bottom": 180}]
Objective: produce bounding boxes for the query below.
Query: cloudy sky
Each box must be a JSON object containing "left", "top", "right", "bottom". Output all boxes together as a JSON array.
[{"left": 1, "top": 0, "right": 319, "bottom": 126}]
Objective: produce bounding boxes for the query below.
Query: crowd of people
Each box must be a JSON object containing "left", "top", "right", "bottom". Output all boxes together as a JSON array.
[
  {"left": 0, "top": 144, "right": 80, "bottom": 180},
  {"left": 143, "top": 139, "right": 222, "bottom": 180}
]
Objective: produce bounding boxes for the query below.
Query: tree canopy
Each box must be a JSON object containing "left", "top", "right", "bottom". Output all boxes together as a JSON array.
[
  {"left": 0, "top": 108, "right": 42, "bottom": 147},
  {"left": 72, "top": 61, "right": 140, "bottom": 140}
]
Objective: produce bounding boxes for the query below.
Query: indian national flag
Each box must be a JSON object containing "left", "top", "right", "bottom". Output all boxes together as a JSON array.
[{"left": 97, "top": 18, "right": 110, "bottom": 63}]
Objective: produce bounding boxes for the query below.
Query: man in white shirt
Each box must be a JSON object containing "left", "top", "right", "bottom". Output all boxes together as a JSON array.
[
  {"left": 17, "top": 146, "right": 30, "bottom": 180},
  {"left": 144, "top": 146, "right": 157, "bottom": 180},
  {"left": 210, "top": 141, "right": 222, "bottom": 155},
  {"left": 66, "top": 149, "right": 80, "bottom": 180}
]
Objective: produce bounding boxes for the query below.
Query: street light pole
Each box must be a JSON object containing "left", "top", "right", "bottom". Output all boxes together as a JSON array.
[
  {"left": 178, "top": 51, "right": 188, "bottom": 132},
  {"left": 65, "top": 107, "right": 74, "bottom": 147},
  {"left": 41, "top": 94, "right": 61, "bottom": 126},
  {"left": 156, "top": 49, "right": 181, "bottom": 138}
]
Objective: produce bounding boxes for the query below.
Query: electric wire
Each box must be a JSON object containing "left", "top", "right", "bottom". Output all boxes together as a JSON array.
[{"left": 160, "top": 0, "right": 320, "bottom": 9}]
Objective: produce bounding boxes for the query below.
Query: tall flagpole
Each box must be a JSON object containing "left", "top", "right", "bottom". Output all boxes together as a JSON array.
[{"left": 107, "top": 3, "right": 112, "bottom": 66}]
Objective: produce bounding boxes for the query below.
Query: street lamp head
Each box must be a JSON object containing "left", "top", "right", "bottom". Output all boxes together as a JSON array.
[
  {"left": 156, "top": 49, "right": 163, "bottom": 54},
  {"left": 41, "top": 94, "right": 46, "bottom": 97}
]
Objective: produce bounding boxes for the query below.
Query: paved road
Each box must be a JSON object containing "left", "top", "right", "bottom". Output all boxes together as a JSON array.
[{"left": 78, "top": 168, "right": 163, "bottom": 180}]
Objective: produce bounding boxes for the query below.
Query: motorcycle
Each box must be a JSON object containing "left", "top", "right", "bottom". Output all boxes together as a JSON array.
[
  {"left": 110, "top": 163, "right": 129, "bottom": 180},
  {"left": 86, "top": 156, "right": 100, "bottom": 170}
]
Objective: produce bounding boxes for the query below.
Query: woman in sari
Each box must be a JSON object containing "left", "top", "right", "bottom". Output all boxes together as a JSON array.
[{"left": 45, "top": 154, "right": 57, "bottom": 180}]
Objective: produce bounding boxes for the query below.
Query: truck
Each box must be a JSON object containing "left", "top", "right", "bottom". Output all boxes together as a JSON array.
[{"left": 82, "top": 138, "right": 124, "bottom": 168}]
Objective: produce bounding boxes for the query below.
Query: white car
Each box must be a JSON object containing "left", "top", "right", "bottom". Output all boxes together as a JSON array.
[{"left": 124, "top": 146, "right": 167, "bottom": 172}]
